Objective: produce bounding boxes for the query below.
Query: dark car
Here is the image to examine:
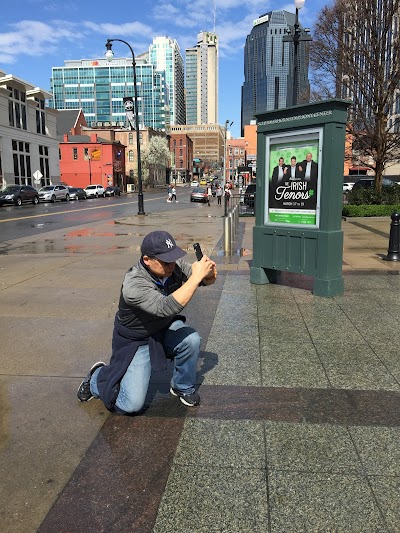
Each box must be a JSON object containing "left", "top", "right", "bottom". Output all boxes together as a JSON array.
[
  {"left": 68, "top": 187, "right": 87, "bottom": 200},
  {"left": 243, "top": 183, "right": 256, "bottom": 207},
  {"left": 352, "top": 178, "right": 396, "bottom": 190},
  {"left": 0, "top": 185, "right": 39, "bottom": 206},
  {"left": 105, "top": 186, "right": 121, "bottom": 196},
  {"left": 190, "top": 187, "right": 208, "bottom": 203}
]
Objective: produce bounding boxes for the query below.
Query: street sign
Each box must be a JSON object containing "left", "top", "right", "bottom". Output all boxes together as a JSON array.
[{"left": 33, "top": 170, "right": 42, "bottom": 183}]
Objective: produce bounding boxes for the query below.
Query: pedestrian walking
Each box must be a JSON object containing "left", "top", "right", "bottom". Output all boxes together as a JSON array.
[
  {"left": 167, "top": 184, "right": 173, "bottom": 202},
  {"left": 171, "top": 185, "right": 178, "bottom": 202},
  {"left": 77, "top": 230, "right": 217, "bottom": 413},
  {"left": 224, "top": 186, "right": 232, "bottom": 204},
  {"left": 207, "top": 185, "right": 212, "bottom": 206},
  {"left": 216, "top": 185, "right": 223, "bottom": 206}
]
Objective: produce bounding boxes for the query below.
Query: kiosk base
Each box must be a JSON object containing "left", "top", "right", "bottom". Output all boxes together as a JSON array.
[{"left": 250, "top": 266, "right": 344, "bottom": 298}]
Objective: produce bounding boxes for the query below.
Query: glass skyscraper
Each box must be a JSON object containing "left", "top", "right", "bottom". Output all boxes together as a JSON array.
[
  {"left": 149, "top": 37, "right": 185, "bottom": 125},
  {"left": 49, "top": 57, "right": 170, "bottom": 130},
  {"left": 241, "top": 11, "right": 310, "bottom": 134}
]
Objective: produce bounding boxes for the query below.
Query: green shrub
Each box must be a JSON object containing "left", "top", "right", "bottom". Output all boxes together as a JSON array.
[
  {"left": 342, "top": 204, "right": 400, "bottom": 217},
  {"left": 347, "top": 183, "right": 400, "bottom": 205}
]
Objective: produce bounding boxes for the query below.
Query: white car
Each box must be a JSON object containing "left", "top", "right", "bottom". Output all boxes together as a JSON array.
[
  {"left": 84, "top": 184, "right": 105, "bottom": 198},
  {"left": 191, "top": 180, "right": 199, "bottom": 187},
  {"left": 343, "top": 182, "right": 354, "bottom": 192},
  {"left": 38, "top": 185, "right": 70, "bottom": 202}
]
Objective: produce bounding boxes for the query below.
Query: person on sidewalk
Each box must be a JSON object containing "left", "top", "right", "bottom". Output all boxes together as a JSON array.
[
  {"left": 77, "top": 231, "right": 217, "bottom": 413},
  {"left": 224, "top": 185, "right": 232, "bottom": 204},
  {"left": 207, "top": 184, "right": 212, "bottom": 206},
  {"left": 216, "top": 185, "right": 223, "bottom": 206}
]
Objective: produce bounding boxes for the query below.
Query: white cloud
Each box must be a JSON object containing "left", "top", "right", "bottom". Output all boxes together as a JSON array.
[
  {"left": 82, "top": 21, "right": 153, "bottom": 38},
  {"left": 0, "top": 20, "right": 77, "bottom": 61}
]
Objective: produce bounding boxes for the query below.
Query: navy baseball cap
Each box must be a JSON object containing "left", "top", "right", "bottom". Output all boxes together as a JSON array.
[{"left": 141, "top": 231, "right": 186, "bottom": 262}]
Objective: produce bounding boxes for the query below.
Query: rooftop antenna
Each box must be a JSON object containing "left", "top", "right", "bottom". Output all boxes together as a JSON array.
[{"left": 213, "top": 0, "right": 216, "bottom": 33}]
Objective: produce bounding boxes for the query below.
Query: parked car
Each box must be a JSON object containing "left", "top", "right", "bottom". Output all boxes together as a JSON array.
[
  {"left": 190, "top": 187, "right": 209, "bottom": 203},
  {"left": 104, "top": 186, "right": 121, "bottom": 196},
  {"left": 343, "top": 182, "right": 354, "bottom": 192},
  {"left": 38, "top": 184, "right": 70, "bottom": 202},
  {"left": 84, "top": 184, "right": 105, "bottom": 198},
  {"left": 191, "top": 180, "right": 199, "bottom": 187},
  {"left": 68, "top": 187, "right": 87, "bottom": 200},
  {"left": 243, "top": 183, "right": 256, "bottom": 207},
  {"left": 0, "top": 185, "right": 39, "bottom": 206},
  {"left": 352, "top": 178, "right": 396, "bottom": 190}
]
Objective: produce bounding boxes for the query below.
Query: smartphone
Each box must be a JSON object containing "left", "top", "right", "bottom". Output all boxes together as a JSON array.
[{"left": 193, "top": 243, "right": 203, "bottom": 261}]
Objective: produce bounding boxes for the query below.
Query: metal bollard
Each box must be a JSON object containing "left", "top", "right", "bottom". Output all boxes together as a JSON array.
[
  {"left": 224, "top": 215, "right": 231, "bottom": 255},
  {"left": 231, "top": 206, "right": 236, "bottom": 241},
  {"left": 383, "top": 212, "right": 400, "bottom": 261}
]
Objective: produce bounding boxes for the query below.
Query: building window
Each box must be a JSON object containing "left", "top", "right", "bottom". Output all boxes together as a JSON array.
[
  {"left": 128, "top": 150, "right": 134, "bottom": 162},
  {"left": 129, "top": 133, "right": 134, "bottom": 144},
  {"left": 35, "top": 98, "right": 46, "bottom": 134},
  {"left": 8, "top": 86, "right": 27, "bottom": 130},
  {"left": 59, "top": 149, "right": 62, "bottom": 160},
  {"left": 73, "top": 148, "right": 78, "bottom": 160},
  {"left": 234, "top": 147, "right": 239, "bottom": 155},
  {"left": 84, "top": 147, "right": 89, "bottom": 160},
  {"left": 39, "top": 145, "right": 50, "bottom": 186},
  {"left": 129, "top": 169, "right": 134, "bottom": 179},
  {"left": 12, "top": 139, "right": 31, "bottom": 185}
]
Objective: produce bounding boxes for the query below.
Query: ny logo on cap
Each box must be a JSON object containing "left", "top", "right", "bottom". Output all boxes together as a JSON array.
[{"left": 165, "top": 239, "right": 174, "bottom": 249}]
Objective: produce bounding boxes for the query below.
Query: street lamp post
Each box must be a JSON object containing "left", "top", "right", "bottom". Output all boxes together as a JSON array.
[
  {"left": 105, "top": 38, "right": 145, "bottom": 215},
  {"left": 88, "top": 155, "right": 92, "bottom": 185},
  {"left": 283, "top": 0, "right": 312, "bottom": 106},
  {"left": 224, "top": 120, "right": 233, "bottom": 186}
]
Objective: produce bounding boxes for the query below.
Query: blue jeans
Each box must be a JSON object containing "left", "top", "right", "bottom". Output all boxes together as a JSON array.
[{"left": 90, "top": 320, "right": 201, "bottom": 414}]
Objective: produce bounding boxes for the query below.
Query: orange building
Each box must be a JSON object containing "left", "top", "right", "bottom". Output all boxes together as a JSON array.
[{"left": 59, "top": 133, "right": 126, "bottom": 190}]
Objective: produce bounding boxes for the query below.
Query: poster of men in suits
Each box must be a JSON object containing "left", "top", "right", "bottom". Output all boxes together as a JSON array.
[{"left": 267, "top": 135, "right": 320, "bottom": 226}]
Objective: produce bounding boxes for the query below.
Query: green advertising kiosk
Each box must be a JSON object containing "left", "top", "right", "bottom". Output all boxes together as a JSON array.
[{"left": 250, "top": 100, "right": 349, "bottom": 297}]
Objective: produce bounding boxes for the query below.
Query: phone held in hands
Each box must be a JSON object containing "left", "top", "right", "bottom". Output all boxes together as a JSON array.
[{"left": 193, "top": 243, "right": 203, "bottom": 261}]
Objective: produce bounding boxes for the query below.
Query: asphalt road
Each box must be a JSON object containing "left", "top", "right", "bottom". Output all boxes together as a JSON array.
[{"left": 0, "top": 186, "right": 207, "bottom": 241}]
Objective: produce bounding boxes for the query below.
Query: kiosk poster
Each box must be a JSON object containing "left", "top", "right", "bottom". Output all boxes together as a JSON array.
[{"left": 266, "top": 130, "right": 321, "bottom": 227}]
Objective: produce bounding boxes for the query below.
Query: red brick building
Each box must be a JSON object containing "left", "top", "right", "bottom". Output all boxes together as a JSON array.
[
  {"left": 169, "top": 133, "right": 193, "bottom": 182},
  {"left": 59, "top": 133, "right": 126, "bottom": 189}
]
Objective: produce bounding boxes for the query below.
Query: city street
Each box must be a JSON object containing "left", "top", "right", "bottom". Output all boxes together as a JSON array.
[{"left": 0, "top": 186, "right": 214, "bottom": 243}]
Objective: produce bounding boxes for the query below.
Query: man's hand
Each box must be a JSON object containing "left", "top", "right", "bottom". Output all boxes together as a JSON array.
[
  {"left": 191, "top": 256, "right": 216, "bottom": 284},
  {"left": 172, "top": 256, "right": 217, "bottom": 307}
]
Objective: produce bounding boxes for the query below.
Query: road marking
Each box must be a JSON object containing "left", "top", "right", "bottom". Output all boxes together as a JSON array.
[{"left": 0, "top": 196, "right": 163, "bottom": 223}]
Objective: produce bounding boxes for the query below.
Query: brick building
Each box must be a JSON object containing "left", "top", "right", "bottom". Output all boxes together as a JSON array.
[{"left": 59, "top": 133, "right": 125, "bottom": 189}]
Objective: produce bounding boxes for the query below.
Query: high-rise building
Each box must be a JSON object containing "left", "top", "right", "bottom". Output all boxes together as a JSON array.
[
  {"left": 49, "top": 57, "right": 170, "bottom": 130},
  {"left": 185, "top": 31, "right": 218, "bottom": 125},
  {"left": 149, "top": 36, "right": 185, "bottom": 125},
  {"left": 241, "top": 11, "right": 310, "bottom": 134}
]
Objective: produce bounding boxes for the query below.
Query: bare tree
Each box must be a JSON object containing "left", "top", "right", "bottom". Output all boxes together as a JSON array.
[{"left": 310, "top": 0, "right": 400, "bottom": 190}]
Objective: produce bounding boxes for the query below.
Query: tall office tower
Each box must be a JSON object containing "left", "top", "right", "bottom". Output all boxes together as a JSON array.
[
  {"left": 149, "top": 36, "right": 185, "bottom": 125},
  {"left": 185, "top": 31, "right": 218, "bottom": 125},
  {"left": 241, "top": 11, "right": 310, "bottom": 134},
  {"left": 49, "top": 57, "right": 170, "bottom": 130}
]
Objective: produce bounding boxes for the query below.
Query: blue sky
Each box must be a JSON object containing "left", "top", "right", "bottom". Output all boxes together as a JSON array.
[{"left": 1, "top": 0, "right": 327, "bottom": 138}]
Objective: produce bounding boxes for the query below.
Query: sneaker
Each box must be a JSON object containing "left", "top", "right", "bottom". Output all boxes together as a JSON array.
[
  {"left": 170, "top": 386, "right": 200, "bottom": 406},
  {"left": 77, "top": 362, "right": 105, "bottom": 402}
]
